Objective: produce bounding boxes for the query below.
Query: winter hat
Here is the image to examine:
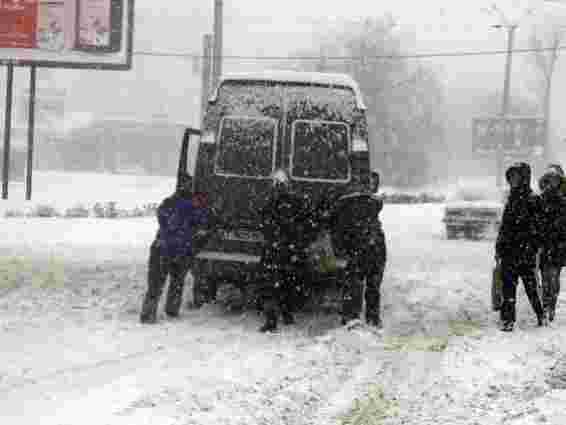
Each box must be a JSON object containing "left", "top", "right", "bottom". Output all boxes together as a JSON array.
[
  {"left": 271, "top": 169, "right": 290, "bottom": 187},
  {"left": 547, "top": 163, "right": 565, "bottom": 177},
  {"left": 539, "top": 168, "right": 562, "bottom": 191},
  {"left": 505, "top": 162, "right": 531, "bottom": 186}
]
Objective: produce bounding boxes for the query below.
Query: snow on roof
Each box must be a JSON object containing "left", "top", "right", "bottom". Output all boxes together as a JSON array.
[{"left": 211, "top": 70, "right": 366, "bottom": 110}]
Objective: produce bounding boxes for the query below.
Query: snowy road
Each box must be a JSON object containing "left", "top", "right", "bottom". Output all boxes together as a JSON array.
[{"left": 1, "top": 204, "right": 566, "bottom": 424}]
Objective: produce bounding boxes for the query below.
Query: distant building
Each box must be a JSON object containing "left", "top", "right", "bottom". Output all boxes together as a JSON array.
[{"left": 59, "top": 116, "right": 188, "bottom": 176}]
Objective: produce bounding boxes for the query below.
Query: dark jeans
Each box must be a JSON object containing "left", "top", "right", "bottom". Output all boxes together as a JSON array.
[
  {"left": 142, "top": 241, "right": 192, "bottom": 317},
  {"left": 342, "top": 241, "right": 386, "bottom": 322},
  {"left": 500, "top": 262, "right": 544, "bottom": 324},
  {"left": 541, "top": 264, "right": 561, "bottom": 315},
  {"left": 259, "top": 262, "right": 304, "bottom": 317}
]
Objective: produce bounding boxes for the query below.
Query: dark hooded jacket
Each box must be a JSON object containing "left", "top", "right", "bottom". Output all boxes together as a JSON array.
[
  {"left": 539, "top": 171, "right": 566, "bottom": 266},
  {"left": 329, "top": 190, "right": 385, "bottom": 258},
  {"left": 495, "top": 162, "right": 542, "bottom": 266},
  {"left": 259, "top": 190, "right": 316, "bottom": 268}
]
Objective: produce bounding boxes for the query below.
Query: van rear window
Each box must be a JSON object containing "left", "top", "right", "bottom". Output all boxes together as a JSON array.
[
  {"left": 291, "top": 120, "right": 349, "bottom": 181},
  {"left": 215, "top": 116, "right": 277, "bottom": 178}
]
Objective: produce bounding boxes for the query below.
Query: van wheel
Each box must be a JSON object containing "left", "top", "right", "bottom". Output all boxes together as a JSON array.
[
  {"left": 188, "top": 261, "right": 216, "bottom": 309},
  {"left": 446, "top": 226, "right": 458, "bottom": 240}
]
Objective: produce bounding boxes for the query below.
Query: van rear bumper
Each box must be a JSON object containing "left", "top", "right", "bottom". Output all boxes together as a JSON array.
[
  {"left": 195, "top": 250, "right": 347, "bottom": 268},
  {"left": 196, "top": 250, "right": 260, "bottom": 264}
]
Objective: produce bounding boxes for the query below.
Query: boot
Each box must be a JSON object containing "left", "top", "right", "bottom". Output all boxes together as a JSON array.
[
  {"left": 259, "top": 311, "right": 278, "bottom": 333},
  {"left": 537, "top": 313, "right": 548, "bottom": 327},
  {"left": 280, "top": 302, "right": 295, "bottom": 325},
  {"left": 501, "top": 321, "right": 514, "bottom": 332},
  {"left": 548, "top": 306, "right": 556, "bottom": 322},
  {"left": 140, "top": 295, "right": 158, "bottom": 324},
  {"left": 367, "top": 315, "right": 383, "bottom": 329},
  {"left": 282, "top": 310, "right": 295, "bottom": 325}
]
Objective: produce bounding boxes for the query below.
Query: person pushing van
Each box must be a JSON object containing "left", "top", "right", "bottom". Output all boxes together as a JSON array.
[
  {"left": 256, "top": 169, "right": 315, "bottom": 332},
  {"left": 140, "top": 174, "right": 218, "bottom": 324},
  {"left": 330, "top": 168, "right": 386, "bottom": 328}
]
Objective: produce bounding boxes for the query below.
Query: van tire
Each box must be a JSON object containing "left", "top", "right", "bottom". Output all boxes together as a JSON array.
[
  {"left": 446, "top": 225, "right": 458, "bottom": 240},
  {"left": 194, "top": 274, "right": 220, "bottom": 307}
]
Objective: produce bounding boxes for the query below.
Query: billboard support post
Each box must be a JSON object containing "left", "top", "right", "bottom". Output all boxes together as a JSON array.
[
  {"left": 26, "top": 65, "right": 37, "bottom": 201},
  {"left": 2, "top": 63, "right": 14, "bottom": 200},
  {"left": 212, "top": 0, "right": 223, "bottom": 90},
  {"left": 200, "top": 34, "right": 213, "bottom": 126}
]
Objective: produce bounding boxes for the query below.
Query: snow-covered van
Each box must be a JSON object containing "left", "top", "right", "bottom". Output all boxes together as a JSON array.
[{"left": 179, "top": 70, "right": 370, "bottom": 307}]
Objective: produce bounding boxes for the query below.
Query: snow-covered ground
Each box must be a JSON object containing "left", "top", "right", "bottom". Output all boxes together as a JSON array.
[{"left": 0, "top": 172, "right": 565, "bottom": 424}]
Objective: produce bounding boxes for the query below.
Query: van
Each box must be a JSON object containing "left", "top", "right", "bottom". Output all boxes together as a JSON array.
[{"left": 179, "top": 70, "right": 371, "bottom": 307}]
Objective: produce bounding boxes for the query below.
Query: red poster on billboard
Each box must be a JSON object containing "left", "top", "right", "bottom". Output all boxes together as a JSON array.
[{"left": 0, "top": 0, "right": 38, "bottom": 49}]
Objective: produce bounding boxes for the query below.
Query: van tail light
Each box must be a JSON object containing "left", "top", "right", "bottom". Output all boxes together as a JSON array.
[
  {"left": 201, "top": 131, "right": 216, "bottom": 144},
  {"left": 352, "top": 137, "right": 369, "bottom": 152}
]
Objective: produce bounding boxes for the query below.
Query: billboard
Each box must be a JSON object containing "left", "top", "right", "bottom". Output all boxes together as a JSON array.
[
  {"left": 472, "top": 116, "right": 546, "bottom": 156},
  {"left": 0, "top": 0, "right": 134, "bottom": 70}
]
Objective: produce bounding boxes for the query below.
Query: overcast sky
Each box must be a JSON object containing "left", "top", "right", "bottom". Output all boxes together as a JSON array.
[{"left": 133, "top": 0, "right": 566, "bottom": 92}]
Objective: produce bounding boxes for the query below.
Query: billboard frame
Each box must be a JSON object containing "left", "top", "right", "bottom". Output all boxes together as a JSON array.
[
  {"left": 0, "top": 0, "right": 135, "bottom": 71},
  {"left": 472, "top": 115, "right": 546, "bottom": 155},
  {"left": 2, "top": 0, "right": 136, "bottom": 200}
]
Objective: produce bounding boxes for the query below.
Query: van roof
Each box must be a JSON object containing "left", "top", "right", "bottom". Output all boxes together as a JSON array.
[{"left": 211, "top": 70, "right": 366, "bottom": 110}]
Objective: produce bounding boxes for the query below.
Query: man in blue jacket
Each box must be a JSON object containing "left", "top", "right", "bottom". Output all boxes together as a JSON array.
[{"left": 140, "top": 174, "right": 212, "bottom": 324}]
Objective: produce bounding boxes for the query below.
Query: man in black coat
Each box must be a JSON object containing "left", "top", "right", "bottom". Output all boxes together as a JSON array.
[
  {"left": 538, "top": 168, "right": 566, "bottom": 322},
  {"left": 330, "top": 168, "right": 387, "bottom": 328},
  {"left": 495, "top": 162, "right": 545, "bottom": 331},
  {"left": 257, "top": 169, "right": 314, "bottom": 332}
]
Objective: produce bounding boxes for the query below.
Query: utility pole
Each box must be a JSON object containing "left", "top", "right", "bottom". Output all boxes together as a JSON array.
[
  {"left": 200, "top": 34, "right": 213, "bottom": 126},
  {"left": 212, "top": 0, "right": 223, "bottom": 91},
  {"left": 495, "top": 24, "right": 517, "bottom": 188}
]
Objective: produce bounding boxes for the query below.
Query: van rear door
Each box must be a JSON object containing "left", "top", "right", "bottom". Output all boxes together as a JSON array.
[{"left": 194, "top": 82, "right": 284, "bottom": 254}]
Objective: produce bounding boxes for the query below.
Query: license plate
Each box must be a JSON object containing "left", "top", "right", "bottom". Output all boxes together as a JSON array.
[{"left": 223, "top": 230, "right": 264, "bottom": 242}]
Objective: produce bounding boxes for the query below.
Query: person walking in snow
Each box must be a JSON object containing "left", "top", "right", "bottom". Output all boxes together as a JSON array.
[
  {"left": 538, "top": 166, "right": 566, "bottom": 323},
  {"left": 495, "top": 162, "right": 545, "bottom": 332},
  {"left": 140, "top": 174, "right": 218, "bottom": 324},
  {"left": 256, "top": 169, "right": 315, "bottom": 332},
  {"left": 330, "top": 168, "right": 387, "bottom": 328}
]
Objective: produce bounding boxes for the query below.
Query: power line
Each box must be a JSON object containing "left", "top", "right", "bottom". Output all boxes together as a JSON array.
[{"left": 133, "top": 44, "right": 566, "bottom": 61}]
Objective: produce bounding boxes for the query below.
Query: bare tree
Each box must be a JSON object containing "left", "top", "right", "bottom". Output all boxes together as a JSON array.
[{"left": 286, "top": 16, "right": 446, "bottom": 187}]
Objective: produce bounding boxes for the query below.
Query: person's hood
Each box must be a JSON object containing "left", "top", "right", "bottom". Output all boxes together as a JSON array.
[
  {"left": 539, "top": 169, "right": 562, "bottom": 193},
  {"left": 547, "top": 163, "right": 565, "bottom": 177},
  {"left": 505, "top": 162, "right": 531, "bottom": 188}
]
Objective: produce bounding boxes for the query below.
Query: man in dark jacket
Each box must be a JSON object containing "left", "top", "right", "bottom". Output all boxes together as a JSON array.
[
  {"left": 495, "top": 162, "right": 545, "bottom": 331},
  {"left": 257, "top": 169, "right": 314, "bottom": 332},
  {"left": 140, "top": 174, "right": 214, "bottom": 324},
  {"left": 331, "top": 168, "right": 386, "bottom": 328},
  {"left": 538, "top": 168, "right": 566, "bottom": 322}
]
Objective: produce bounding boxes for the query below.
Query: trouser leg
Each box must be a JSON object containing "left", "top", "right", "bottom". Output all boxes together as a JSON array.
[
  {"left": 519, "top": 266, "right": 545, "bottom": 322},
  {"left": 141, "top": 242, "right": 168, "bottom": 323},
  {"left": 258, "top": 264, "right": 280, "bottom": 332},
  {"left": 165, "top": 256, "right": 191, "bottom": 316},
  {"left": 500, "top": 264, "right": 518, "bottom": 326},
  {"left": 542, "top": 264, "right": 561, "bottom": 321},
  {"left": 280, "top": 269, "right": 299, "bottom": 325},
  {"left": 365, "top": 267, "right": 384, "bottom": 327},
  {"left": 342, "top": 260, "right": 363, "bottom": 323}
]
